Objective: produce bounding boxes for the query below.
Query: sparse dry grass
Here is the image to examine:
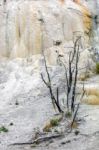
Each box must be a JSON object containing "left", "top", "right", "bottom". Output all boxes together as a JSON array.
[
  {"left": 82, "top": 88, "right": 99, "bottom": 105},
  {"left": 79, "top": 73, "right": 90, "bottom": 81},
  {"left": 43, "top": 116, "right": 62, "bottom": 132},
  {"left": 85, "top": 88, "right": 99, "bottom": 97},
  {"left": 83, "top": 95, "right": 99, "bottom": 105},
  {"left": 43, "top": 123, "right": 52, "bottom": 132}
]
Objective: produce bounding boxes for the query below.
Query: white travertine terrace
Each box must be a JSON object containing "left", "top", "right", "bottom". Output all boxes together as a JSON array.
[{"left": 0, "top": 0, "right": 98, "bottom": 58}]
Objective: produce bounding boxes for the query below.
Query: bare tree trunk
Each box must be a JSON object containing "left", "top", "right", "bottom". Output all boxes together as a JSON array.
[{"left": 41, "top": 52, "right": 63, "bottom": 113}]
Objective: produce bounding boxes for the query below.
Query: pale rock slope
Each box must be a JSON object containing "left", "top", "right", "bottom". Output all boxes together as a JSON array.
[
  {"left": 0, "top": 0, "right": 98, "bottom": 58},
  {"left": 0, "top": 1, "right": 99, "bottom": 150}
]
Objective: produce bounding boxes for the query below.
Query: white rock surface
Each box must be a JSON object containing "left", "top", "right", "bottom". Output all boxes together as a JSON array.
[
  {"left": 0, "top": 0, "right": 98, "bottom": 58},
  {"left": 0, "top": 58, "right": 98, "bottom": 150},
  {"left": 0, "top": 1, "right": 99, "bottom": 150}
]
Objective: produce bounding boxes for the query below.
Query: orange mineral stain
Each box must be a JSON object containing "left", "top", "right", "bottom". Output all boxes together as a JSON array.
[
  {"left": 73, "top": 0, "right": 80, "bottom": 4},
  {"left": 59, "top": 0, "right": 65, "bottom": 4},
  {"left": 74, "top": 0, "right": 92, "bottom": 35}
]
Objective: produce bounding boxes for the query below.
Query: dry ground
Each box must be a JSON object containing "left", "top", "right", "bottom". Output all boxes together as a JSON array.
[{"left": 0, "top": 59, "right": 99, "bottom": 150}]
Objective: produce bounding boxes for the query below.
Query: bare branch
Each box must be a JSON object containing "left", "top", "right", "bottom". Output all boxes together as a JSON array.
[
  {"left": 11, "top": 134, "right": 64, "bottom": 146},
  {"left": 41, "top": 51, "right": 63, "bottom": 113},
  {"left": 71, "top": 103, "right": 80, "bottom": 129}
]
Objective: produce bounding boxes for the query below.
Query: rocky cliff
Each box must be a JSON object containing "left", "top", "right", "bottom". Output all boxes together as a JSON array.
[{"left": 0, "top": 0, "right": 98, "bottom": 58}]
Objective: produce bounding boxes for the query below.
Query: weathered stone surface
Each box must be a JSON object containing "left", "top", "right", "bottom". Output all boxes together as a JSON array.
[{"left": 0, "top": 0, "right": 97, "bottom": 58}]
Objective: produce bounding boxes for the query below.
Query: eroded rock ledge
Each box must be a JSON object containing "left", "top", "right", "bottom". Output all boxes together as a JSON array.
[{"left": 0, "top": 0, "right": 93, "bottom": 58}]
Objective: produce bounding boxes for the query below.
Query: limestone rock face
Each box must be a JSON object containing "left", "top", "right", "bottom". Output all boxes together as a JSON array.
[
  {"left": 81, "top": 0, "right": 99, "bottom": 50},
  {"left": 0, "top": 0, "right": 98, "bottom": 58}
]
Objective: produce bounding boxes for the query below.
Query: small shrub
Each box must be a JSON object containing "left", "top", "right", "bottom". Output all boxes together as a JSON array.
[
  {"left": 65, "top": 111, "right": 72, "bottom": 118},
  {"left": 96, "top": 63, "right": 99, "bottom": 74},
  {"left": 0, "top": 126, "right": 8, "bottom": 133},
  {"left": 43, "top": 116, "right": 62, "bottom": 132},
  {"left": 50, "top": 118, "right": 59, "bottom": 127}
]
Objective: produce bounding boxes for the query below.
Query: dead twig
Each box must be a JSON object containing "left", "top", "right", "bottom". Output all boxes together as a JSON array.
[
  {"left": 10, "top": 134, "right": 64, "bottom": 146},
  {"left": 71, "top": 81, "right": 85, "bottom": 130},
  {"left": 41, "top": 51, "right": 63, "bottom": 113}
]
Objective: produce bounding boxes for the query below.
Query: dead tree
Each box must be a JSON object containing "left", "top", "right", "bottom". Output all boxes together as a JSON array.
[
  {"left": 41, "top": 52, "right": 63, "bottom": 113},
  {"left": 57, "top": 36, "right": 84, "bottom": 114},
  {"left": 41, "top": 36, "right": 85, "bottom": 127}
]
